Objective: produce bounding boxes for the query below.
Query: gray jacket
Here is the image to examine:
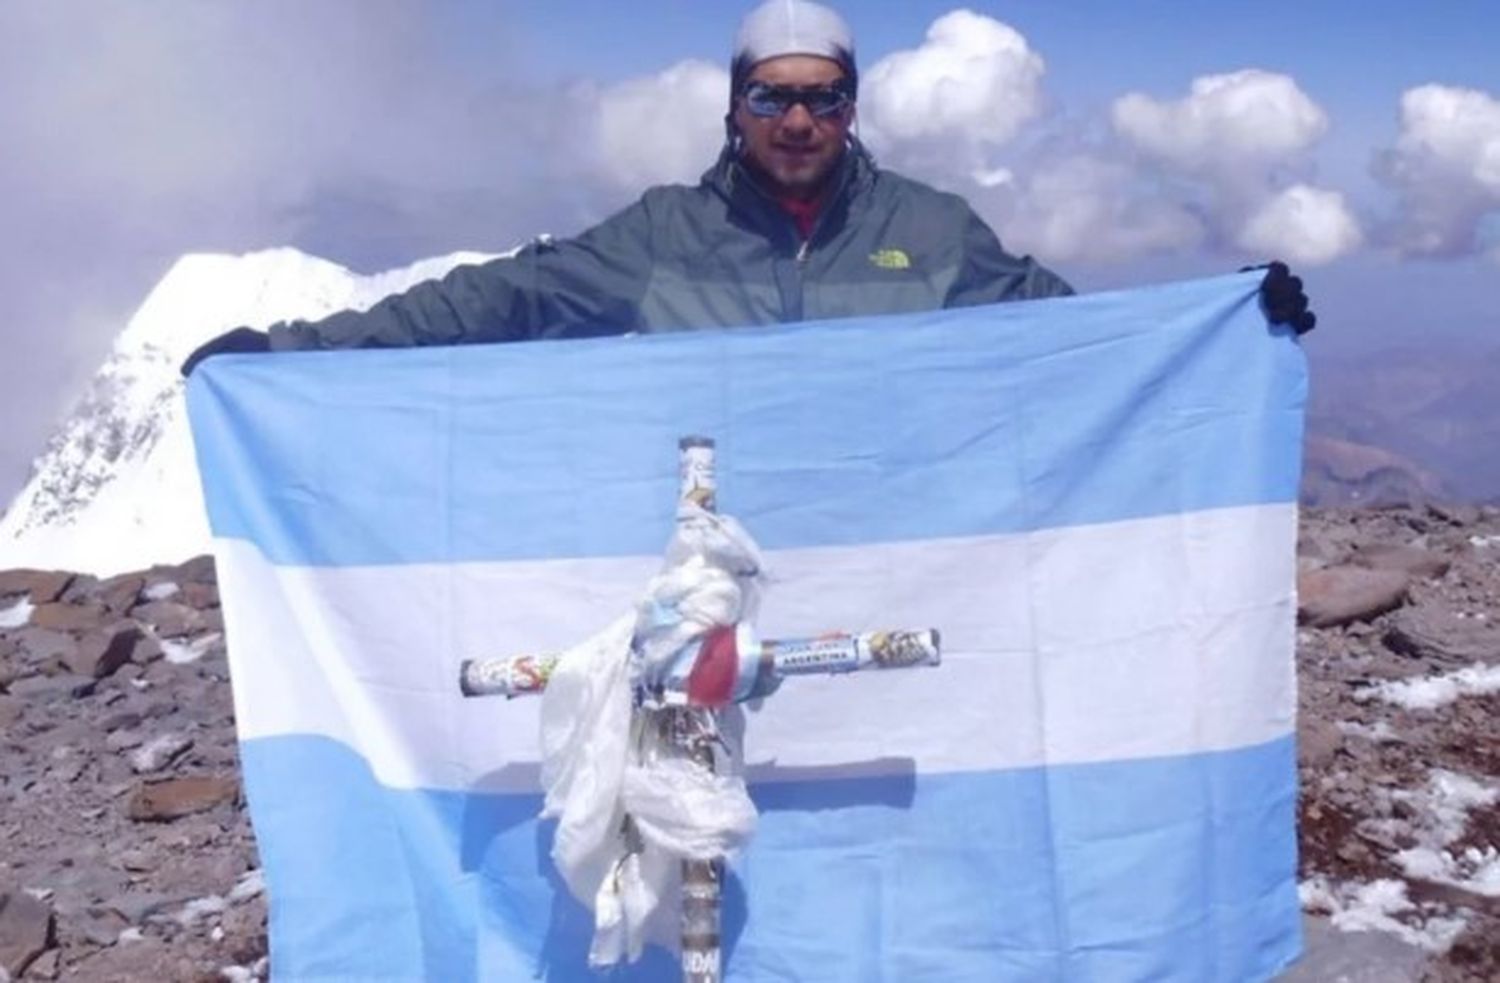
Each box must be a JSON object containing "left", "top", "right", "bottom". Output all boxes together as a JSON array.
[{"left": 270, "top": 145, "right": 1072, "bottom": 350}]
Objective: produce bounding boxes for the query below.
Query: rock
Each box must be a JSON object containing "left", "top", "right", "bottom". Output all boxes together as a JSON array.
[
  {"left": 1278, "top": 914, "right": 1429, "bottom": 982},
  {"left": 6, "top": 629, "right": 74, "bottom": 666},
  {"left": 67, "top": 908, "right": 128, "bottom": 947},
  {"left": 104, "top": 729, "right": 144, "bottom": 753},
  {"left": 127, "top": 601, "right": 200, "bottom": 639},
  {"left": 98, "top": 710, "right": 142, "bottom": 733},
  {"left": 47, "top": 752, "right": 88, "bottom": 784},
  {"left": 113, "top": 851, "right": 155, "bottom": 874},
  {"left": 1297, "top": 566, "right": 1411, "bottom": 628},
  {"left": 174, "top": 556, "right": 217, "bottom": 586},
  {"left": 1427, "top": 502, "right": 1480, "bottom": 526},
  {"left": 178, "top": 582, "right": 220, "bottom": 610},
  {"left": 96, "top": 574, "right": 145, "bottom": 615},
  {"left": 1382, "top": 607, "right": 1500, "bottom": 665},
  {"left": 126, "top": 776, "right": 237, "bottom": 822},
  {"left": 5, "top": 674, "right": 95, "bottom": 701},
  {"left": 24, "top": 947, "right": 58, "bottom": 979},
  {"left": 1297, "top": 717, "right": 1343, "bottom": 768},
  {"left": 28, "top": 602, "right": 107, "bottom": 633},
  {"left": 129, "top": 733, "right": 193, "bottom": 773},
  {"left": 0, "top": 891, "right": 54, "bottom": 978},
  {"left": 1347, "top": 543, "right": 1452, "bottom": 580},
  {"left": 0, "top": 696, "right": 20, "bottom": 730},
  {"left": 100, "top": 891, "right": 191, "bottom": 925},
  {"left": 0, "top": 570, "right": 74, "bottom": 605},
  {"left": 128, "top": 634, "right": 162, "bottom": 666},
  {"left": 58, "top": 575, "right": 99, "bottom": 605},
  {"left": 63, "top": 624, "right": 142, "bottom": 680}
]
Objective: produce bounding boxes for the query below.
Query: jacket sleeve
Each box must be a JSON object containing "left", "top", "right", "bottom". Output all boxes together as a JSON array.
[
  {"left": 943, "top": 207, "right": 1073, "bottom": 308},
  {"left": 268, "top": 197, "right": 656, "bottom": 351}
]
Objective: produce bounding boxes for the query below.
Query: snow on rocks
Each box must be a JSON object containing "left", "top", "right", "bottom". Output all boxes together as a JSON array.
[
  {"left": 129, "top": 733, "right": 194, "bottom": 774},
  {"left": 1296, "top": 504, "right": 1500, "bottom": 981},
  {"left": 1299, "top": 876, "right": 1468, "bottom": 953},
  {"left": 0, "top": 600, "right": 32, "bottom": 631},
  {"left": 0, "top": 553, "right": 261, "bottom": 980},
  {"left": 1359, "top": 663, "right": 1500, "bottom": 711},
  {"left": 0, "top": 248, "right": 502, "bottom": 578}
]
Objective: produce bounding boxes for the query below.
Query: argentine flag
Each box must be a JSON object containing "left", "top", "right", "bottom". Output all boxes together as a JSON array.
[{"left": 187, "top": 272, "right": 1305, "bottom": 982}]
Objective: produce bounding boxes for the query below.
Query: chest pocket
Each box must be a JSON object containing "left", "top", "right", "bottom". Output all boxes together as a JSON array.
[
  {"left": 643, "top": 253, "right": 784, "bottom": 331},
  {"left": 806, "top": 265, "right": 947, "bottom": 320}
]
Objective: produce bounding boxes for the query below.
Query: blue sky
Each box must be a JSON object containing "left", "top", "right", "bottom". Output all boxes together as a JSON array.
[{"left": 0, "top": 1, "right": 1497, "bottom": 499}]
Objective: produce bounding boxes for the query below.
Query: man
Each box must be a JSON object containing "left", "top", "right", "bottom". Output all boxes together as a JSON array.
[{"left": 184, "top": 0, "right": 1312, "bottom": 371}]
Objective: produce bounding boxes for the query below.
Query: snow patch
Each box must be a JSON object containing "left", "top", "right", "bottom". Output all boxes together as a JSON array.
[
  {"left": 1359, "top": 769, "right": 1500, "bottom": 899},
  {"left": 229, "top": 867, "right": 265, "bottom": 903},
  {"left": 176, "top": 894, "right": 228, "bottom": 925},
  {"left": 0, "top": 597, "right": 32, "bottom": 629},
  {"left": 1358, "top": 663, "right": 1500, "bottom": 710},
  {"left": 161, "top": 632, "right": 222, "bottom": 664},
  {"left": 1299, "top": 875, "right": 1468, "bottom": 953},
  {"left": 143, "top": 580, "right": 180, "bottom": 601},
  {"left": 1398, "top": 845, "right": 1500, "bottom": 897},
  {"left": 1337, "top": 719, "right": 1398, "bottom": 742},
  {"left": 218, "top": 956, "right": 268, "bottom": 982}
]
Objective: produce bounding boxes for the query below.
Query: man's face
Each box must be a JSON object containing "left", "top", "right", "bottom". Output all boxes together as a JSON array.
[{"left": 733, "top": 55, "right": 854, "bottom": 200}]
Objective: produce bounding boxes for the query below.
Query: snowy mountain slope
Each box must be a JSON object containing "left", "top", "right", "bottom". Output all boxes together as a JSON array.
[{"left": 0, "top": 247, "right": 500, "bottom": 576}]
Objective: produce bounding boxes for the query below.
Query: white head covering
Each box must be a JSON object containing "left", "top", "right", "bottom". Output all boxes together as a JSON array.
[{"left": 730, "top": 0, "right": 857, "bottom": 98}]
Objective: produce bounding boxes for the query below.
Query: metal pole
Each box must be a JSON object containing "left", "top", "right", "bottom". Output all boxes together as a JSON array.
[
  {"left": 456, "top": 435, "right": 941, "bottom": 979},
  {"left": 675, "top": 435, "right": 722, "bottom": 983}
]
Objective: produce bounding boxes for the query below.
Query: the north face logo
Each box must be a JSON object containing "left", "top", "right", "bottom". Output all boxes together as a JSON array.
[{"left": 869, "top": 248, "right": 911, "bottom": 270}]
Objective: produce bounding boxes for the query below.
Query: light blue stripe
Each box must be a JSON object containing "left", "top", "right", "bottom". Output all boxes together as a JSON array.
[
  {"left": 187, "top": 273, "right": 1306, "bottom": 566},
  {"left": 241, "top": 735, "right": 1301, "bottom": 982}
]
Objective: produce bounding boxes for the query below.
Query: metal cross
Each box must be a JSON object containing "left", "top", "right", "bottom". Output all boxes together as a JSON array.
[{"left": 460, "top": 436, "right": 940, "bottom": 982}]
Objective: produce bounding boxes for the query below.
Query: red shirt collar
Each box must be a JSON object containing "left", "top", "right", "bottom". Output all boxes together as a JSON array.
[{"left": 777, "top": 193, "right": 825, "bottom": 240}]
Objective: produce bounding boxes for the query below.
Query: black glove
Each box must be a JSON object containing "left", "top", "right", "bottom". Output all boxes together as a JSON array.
[
  {"left": 1245, "top": 261, "right": 1316, "bottom": 335},
  {"left": 181, "top": 327, "right": 271, "bottom": 377}
]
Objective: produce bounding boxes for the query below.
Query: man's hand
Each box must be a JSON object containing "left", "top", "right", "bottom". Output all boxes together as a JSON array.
[
  {"left": 181, "top": 327, "right": 271, "bottom": 377},
  {"left": 1247, "top": 261, "right": 1316, "bottom": 335}
]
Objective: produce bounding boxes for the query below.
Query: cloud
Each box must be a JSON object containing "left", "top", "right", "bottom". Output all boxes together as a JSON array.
[
  {"left": 853, "top": 18, "right": 1359, "bottom": 267},
  {"left": 860, "top": 10, "right": 1045, "bottom": 171},
  {"left": 1106, "top": 70, "right": 1359, "bottom": 264},
  {"left": 1236, "top": 185, "right": 1363, "bottom": 265},
  {"left": 588, "top": 60, "right": 729, "bottom": 191},
  {"left": 1112, "top": 70, "right": 1328, "bottom": 176},
  {"left": 1374, "top": 84, "right": 1500, "bottom": 257},
  {"left": 976, "top": 155, "right": 1206, "bottom": 263},
  {"left": 0, "top": 2, "right": 600, "bottom": 500}
]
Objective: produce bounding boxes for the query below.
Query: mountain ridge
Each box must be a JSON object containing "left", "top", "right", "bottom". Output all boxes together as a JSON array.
[{"left": 0, "top": 248, "right": 499, "bottom": 576}]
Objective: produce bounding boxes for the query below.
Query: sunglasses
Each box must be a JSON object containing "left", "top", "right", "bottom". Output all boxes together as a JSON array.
[{"left": 741, "top": 79, "right": 855, "bottom": 119}]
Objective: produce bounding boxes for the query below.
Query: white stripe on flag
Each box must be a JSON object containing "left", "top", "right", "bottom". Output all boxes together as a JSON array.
[{"left": 217, "top": 502, "right": 1295, "bottom": 793}]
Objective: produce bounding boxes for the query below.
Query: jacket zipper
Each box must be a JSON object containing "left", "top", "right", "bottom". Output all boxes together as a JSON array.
[{"left": 722, "top": 150, "right": 856, "bottom": 318}]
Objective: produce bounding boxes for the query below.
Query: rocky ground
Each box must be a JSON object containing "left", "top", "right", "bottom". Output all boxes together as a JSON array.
[
  {"left": 1292, "top": 503, "right": 1500, "bottom": 982},
  {"left": 0, "top": 505, "right": 1496, "bottom": 981}
]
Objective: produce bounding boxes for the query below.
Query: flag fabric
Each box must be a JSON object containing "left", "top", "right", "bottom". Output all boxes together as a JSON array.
[{"left": 186, "top": 271, "right": 1305, "bottom": 982}]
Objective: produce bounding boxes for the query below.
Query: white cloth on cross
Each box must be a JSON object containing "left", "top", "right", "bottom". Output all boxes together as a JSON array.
[{"left": 539, "top": 504, "right": 764, "bottom": 967}]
